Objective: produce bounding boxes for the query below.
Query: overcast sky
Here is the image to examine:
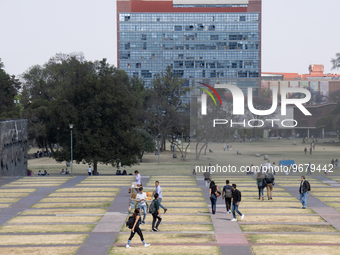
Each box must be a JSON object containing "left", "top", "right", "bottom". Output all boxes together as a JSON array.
[{"left": 1, "top": 0, "right": 339, "bottom": 77}]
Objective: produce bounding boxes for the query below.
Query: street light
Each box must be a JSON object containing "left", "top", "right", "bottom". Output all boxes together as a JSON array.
[{"left": 69, "top": 124, "right": 74, "bottom": 176}]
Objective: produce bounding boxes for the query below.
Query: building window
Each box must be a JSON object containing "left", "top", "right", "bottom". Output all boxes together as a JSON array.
[
  {"left": 175, "top": 26, "right": 182, "bottom": 31},
  {"left": 124, "top": 16, "right": 130, "bottom": 21},
  {"left": 239, "top": 16, "right": 246, "bottom": 22},
  {"left": 141, "top": 70, "right": 152, "bottom": 78}
]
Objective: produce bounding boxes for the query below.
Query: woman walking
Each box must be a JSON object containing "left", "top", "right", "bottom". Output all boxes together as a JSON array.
[
  {"left": 209, "top": 181, "right": 220, "bottom": 214},
  {"left": 126, "top": 208, "right": 150, "bottom": 249},
  {"left": 257, "top": 172, "right": 264, "bottom": 201}
]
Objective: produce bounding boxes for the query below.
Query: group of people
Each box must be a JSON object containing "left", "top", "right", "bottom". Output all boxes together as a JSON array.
[
  {"left": 126, "top": 178, "right": 168, "bottom": 249},
  {"left": 60, "top": 169, "right": 69, "bottom": 174},
  {"left": 208, "top": 174, "right": 310, "bottom": 221},
  {"left": 38, "top": 170, "right": 49, "bottom": 176},
  {"left": 209, "top": 180, "right": 244, "bottom": 222}
]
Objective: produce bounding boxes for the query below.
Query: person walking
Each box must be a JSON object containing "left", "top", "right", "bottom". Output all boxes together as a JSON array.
[
  {"left": 264, "top": 171, "right": 274, "bottom": 200},
  {"left": 310, "top": 147, "right": 312, "bottom": 155},
  {"left": 134, "top": 171, "right": 142, "bottom": 187},
  {"left": 209, "top": 181, "right": 220, "bottom": 214},
  {"left": 336, "top": 159, "right": 339, "bottom": 170},
  {"left": 257, "top": 172, "right": 264, "bottom": 201},
  {"left": 304, "top": 147, "right": 307, "bottom": 155},
  {"left": 151, "top": 193, "right": 162, "bottom": 232},
  {"left": 307, "top": 162, "right": 312, "bottom": 175},
  {"left": 126, "top": 208, "right": 150, "bottom": 248},
  {"left": 299, "top": 176, "right": 310, "bottom": 209},
  {"left": 222, "top": 180, "right": 232, "bottom": 214},
  {"left": 88, "top": 165, "right": 92, "bottom": 176},
  {"left": 231, "top": 184, "right": 244, "bottom": 222},
  {"left": 223, "top": 144, "right": 226, "bottom": 151},
  {"left": 153, "top": 181, "right": 167, "bottom": 213},
  {"left": 136, "top": 187, "right": 147, "bottom": 224},
  {"left": 331, "top": 159, "right": 335, "bottom": 167}
]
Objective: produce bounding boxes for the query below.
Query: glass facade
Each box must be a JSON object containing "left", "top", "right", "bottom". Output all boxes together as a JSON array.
[{"left": 118, "top": 12, "right": 260, "bottom": 102}]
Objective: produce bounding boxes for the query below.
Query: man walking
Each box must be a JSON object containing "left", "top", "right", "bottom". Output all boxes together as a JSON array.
[
  {"left": 307, "top": 163, "right": 312, "bottom": 175},
  {"left": 222, "top": 180, "right": 232, "bottom": 213},
  {"left": 153, "top": 181, "right": 167, "bottom": 213},
  {"left": 151, "top": 193, "right": 162, "bottom": 231},
  {"left": 231, "top": 184, "right": 244, "bottom": 222},
  {"left": 265, "top": 171, "right": 275, "bottom": 200},
  {"left": 136, "top": 187, "right": 147, "bottom": 224},
  {"left": 299, "top": 176, "right": 310, "bottom": 209},
  {"left": 135, "top": 170, "right": 141, "bottom": 187}
]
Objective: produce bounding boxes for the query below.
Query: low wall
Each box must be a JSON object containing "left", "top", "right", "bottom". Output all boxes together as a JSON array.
[{"left": 0, "top": 119, "right": 28, "bottom": 176}]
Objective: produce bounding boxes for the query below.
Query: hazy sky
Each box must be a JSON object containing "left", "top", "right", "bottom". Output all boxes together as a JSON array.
[{"left": 1, "top": 0, "right": 339, "bottom": 77}]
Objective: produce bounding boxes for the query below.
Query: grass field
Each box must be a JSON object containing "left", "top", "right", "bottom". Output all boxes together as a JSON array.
[{"left": 27, "top": 140, "right": 340, "bottom": 176}]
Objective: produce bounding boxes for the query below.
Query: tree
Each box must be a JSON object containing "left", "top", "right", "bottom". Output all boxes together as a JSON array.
[
  {"left": 135, "top": 128, "right": 155, "bottom": 162},
  {"left": 0, "top": 59, "right": 21, "bottom": 119},
  {"left": 331, "top": 53, "right": 340, "bottom": 71},
  {"left": 144, "top": 66, "right": 189, "bottom": 163},
  {"left": 53, "top": 58, "right": 144, "bottom": 174}
]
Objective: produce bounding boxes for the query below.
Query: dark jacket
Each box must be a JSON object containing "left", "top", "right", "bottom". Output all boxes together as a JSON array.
[
  {"left": 232, "top": 189, "right": 241, "bottom": 203},
  {"left": 265, "top": 173, "right": 274, "bottom": 184},
  {"left": 299, "top": 181, "right": 308, "bottom": 193}
]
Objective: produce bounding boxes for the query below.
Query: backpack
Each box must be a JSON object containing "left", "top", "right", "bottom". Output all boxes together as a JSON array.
[
  {"left": 239, "top": 191, "right": 242, "bottom": 202},
  {"left": 305, "top": 180, "right": 311, "bottom": 191},
  {"left": 262, "top": 178, "right": 267, "bottom": 188},
  {"left": 149, "top": 200, "right": 156, "bottom": 214},
  {"left": 224, "top": 187, "right": 232, "bottom": 198},
  {"left": 126, "top": 216, "right": 135, "bottom": 229}
]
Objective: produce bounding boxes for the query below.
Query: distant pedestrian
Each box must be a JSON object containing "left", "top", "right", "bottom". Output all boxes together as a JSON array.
[
  {"left": 307, "top": 163, "right": 312, "bottom": 175},
  {"left": 209, "top": 181, "right": 220, "bottom": 214},
  {"left": 331, "top": 159, "right": 335, "bottom": 167},
  {"left": 134, "top": 170, "right": 141, "bottom": 187},
  {"left": 227, "top": 144, "right": 229, "bottom": 150},
  {"left": 150, "top": 193, "right": 162, "bottom": 232},
  {"left": 336, "top": 159, "right": 338, "bottom": 170},
  {"left": 309, "top": 147, "right": 312, "bottom": 155},
  {"left": 125, "top": 208, "right": 150, "bottom": 248},
  {"left": 264, "top": 172, "right": 274, "bottom": 200},
  {"left": 223, "top": 144, "right": 226, "bottom": 151},
  {"left": 88, "top": 165, "right": 92, "bottom": 176},
  {"left": 222, "top": 180, "right": 232, "bottom": 214},
  {"left": 231, "top": 184, "right": 244, "bottom": 222},
  {"left": 304, "top": 147, "right": 307, "bottom": 155},
  {"left": 153, "top": 181, "right": 167, "bottom": 213},
  {"left": 299, "top": 176, "right": 310, "bottom": 209},
  {"left": 257, "top": 172, "right": 264, "bottom": 201}
]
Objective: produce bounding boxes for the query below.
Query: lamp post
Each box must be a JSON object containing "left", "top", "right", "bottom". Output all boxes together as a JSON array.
[{"left": 69, "top": 124, "right": 74, "bottom": 176}]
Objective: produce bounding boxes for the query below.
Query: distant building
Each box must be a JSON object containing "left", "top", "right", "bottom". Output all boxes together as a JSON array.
[
  {"left": 261, "top": 64, "right": 340, "bottom": 99},
  {"left": 117, "top": 0, "right": 262, "bottom": 104},
  {"left": 260, "top": 65, "right": 340, "bottom": 139}
]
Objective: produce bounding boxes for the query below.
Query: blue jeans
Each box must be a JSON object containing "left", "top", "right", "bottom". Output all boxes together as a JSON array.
[
  {"left": 258, "top": 185, "right": 263, "bottom": 197},
  {"left": 139, "top": 204, "right": 146, "bottom": 223},
  {"left": 210, "top": 193, "right": 217, "bottom": 212},
  {"left": 300, "top": 192, "right": 308, "bottom": 208},
  {"left": 158, "top": 198, "right": 166, "bottom": 210},
  {"left": 232, "top": 202, "right": 242, "bottom": 218}
]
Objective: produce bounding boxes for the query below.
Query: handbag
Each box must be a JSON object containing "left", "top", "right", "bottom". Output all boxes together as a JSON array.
[{"left": 215, "top": 187, "right": 221, "bottom": 197}]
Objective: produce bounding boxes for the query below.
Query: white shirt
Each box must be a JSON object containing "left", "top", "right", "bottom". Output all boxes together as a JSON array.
[
  {"left": 88, "top": 167, "right": 92, "bottom": 173},
  {"left": 155, "top": 185, "right": 162, "bottom": 198},
  {"left": 136, "top": 192, "right": 147, "bottom": 206},
  {"left": 135, "top": 173, "right": 141, "bottom": 185}
]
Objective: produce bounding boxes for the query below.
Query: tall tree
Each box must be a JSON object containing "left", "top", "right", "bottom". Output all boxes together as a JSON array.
[
  {"left": 0, "top": 59, "right": 21, "bottom": 119},
  {"left": 53, "top": 58, "right": 143, "bottom": 173},
  {"left": 144, "top": 66, "right": 189, "bottom": 162}
]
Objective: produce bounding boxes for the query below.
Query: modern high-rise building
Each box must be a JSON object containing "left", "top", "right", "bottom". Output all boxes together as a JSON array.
[{"left": 117, "top": 0, "right": 261, "bottom": 103}]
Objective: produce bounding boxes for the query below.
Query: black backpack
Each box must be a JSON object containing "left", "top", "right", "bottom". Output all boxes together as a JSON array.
[
  {"left": 224, "top": 187, "right": 232, "bottom": 198},
  {"left": 305, "top": 180, "right": 311, "bottom": 191},
  {"left": 239, "top": 191, "right": 242, "bottom": 202},
  {"left": 149, "top": 200, "right": 156, "bottom": 214},
  {"left": 262, "top": 178, "right": 268, "bottom": 188},
  {"left": 126, "top": 216, "right": 135, "bottom": 229}
]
